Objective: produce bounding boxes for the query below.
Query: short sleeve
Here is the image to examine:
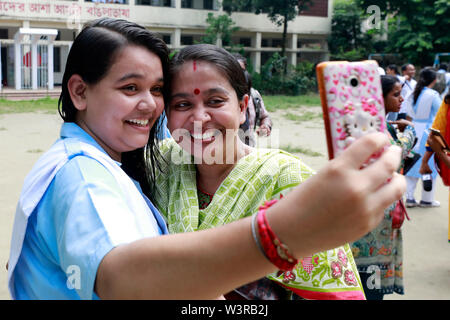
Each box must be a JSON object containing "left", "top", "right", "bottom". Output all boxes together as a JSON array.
[{"left": 49, "top": 155, "right": 148, "bottom": 299}]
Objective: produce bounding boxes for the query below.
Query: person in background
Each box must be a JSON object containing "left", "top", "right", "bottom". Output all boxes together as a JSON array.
[
  {"left": 233, "top": 53, "right": 273, "bottom": 147},
  {"left": 386, "top": 65, "right": 397, "bottom": 76},
  {"left": 388, "top": 64, "right": 416, "bottom": 121},
  {"left": 420, "top": 93, "right": 450, "bottom": 242},
  {"left": 399, "top": 64, "right": 417, "bottom": 114},
  {"left": 386, "top": 64, "right": 405, "bottom": 121},
  {"left": 404, "top": 68, "right": 442, "bottom": 208},
  {"left": 351, "top": 75, "right": 416, "bottom": 300},
  {"left": 438, "top": 63, "right": 448, "bottom": 74},
  {"left": 437, "top": 63, "right": 450, "bottom": 99},
  {"left": 386, "top": 64, "right": 405, "bottom": 84},
  {"left": 401, "top": 64, "right": 417, "bottom": 91}
]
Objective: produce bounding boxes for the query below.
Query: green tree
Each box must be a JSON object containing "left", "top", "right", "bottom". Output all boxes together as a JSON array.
[
  {"left": 357, "top": 0, "right": 450, "bottom": 65},
  {"left": 223, "top": 0, "right": 313, "bottom": 73},
  {"left": 328, "top": 0, "right": 377, "bottom": 61},
  {"left": 200, "top": 13, "right": 239, "bottom": 47}
]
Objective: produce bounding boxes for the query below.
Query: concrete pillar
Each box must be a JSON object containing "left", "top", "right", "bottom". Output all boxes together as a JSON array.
[
  {"left": 289, "top": 33, "right": 298, "bottom": 69},
  {"left": 47, "top": 42, "right": 54, "bottom": 90},
  {"left": 31, "top": 35, "right": 38, "bottom": 90},
  {"left": 216, "top": 33, "right": 222, "bottom": 48},
  {"left": 14, "top": 28, "right": 57, "bottom": 90},
  {"left": 0, "top": 42, "right": 2, "bottom": 90},
  {"left": 320, "top": 39, "right": 329, "bottom": 62},
  {"left": 175, "top": 0, "right": 181, "bottom": 9},
  {"left": 172, "top": 28, "right": 181, "bottom": 49},
  {"left": 251, "top": 32, "right": 261, "bottom": 73},
  {"left": 14, "top": 41, "right": 21, "bottom": 90}
]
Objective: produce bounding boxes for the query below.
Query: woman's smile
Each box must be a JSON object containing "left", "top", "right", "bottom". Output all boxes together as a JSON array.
[
  {"left": 168, "top": 61, "right": 247, "bottom": 164},
  {"left": 76, "top": 46, "right": 164, "bottom": 161},
  {"left": 124, "top": 118, "right": 151, "bottom": 132}
]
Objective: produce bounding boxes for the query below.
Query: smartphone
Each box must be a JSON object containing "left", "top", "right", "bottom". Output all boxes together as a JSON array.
[
  {"left": 316, "top": 60, "right": 387, "bottom": 160},
  {"left": 430, "top": 128, "right": 450, "bottom": 152},
  {"left": 397, "top": 113, "right": 407, "bottom": 120}
]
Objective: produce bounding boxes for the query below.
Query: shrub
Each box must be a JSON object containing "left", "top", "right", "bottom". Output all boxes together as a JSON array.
[{"left": 251, "top": 53, "right": 317, "bottom": 95}]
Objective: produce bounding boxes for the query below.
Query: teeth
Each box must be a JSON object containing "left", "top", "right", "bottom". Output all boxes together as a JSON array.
[
  {"left": 191, "top": 131, "right": 216, "bottom": 140},
  {"left": 127, "top": 119, "right": 149, "bottom": 126}
]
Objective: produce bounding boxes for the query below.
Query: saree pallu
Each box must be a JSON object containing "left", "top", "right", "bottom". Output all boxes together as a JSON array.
[
  {"left": 429, "top": 99, "right": 450, "bottom": 242},
  {"left": 155, "top": 139, "right": 366, "bottom": 300}
]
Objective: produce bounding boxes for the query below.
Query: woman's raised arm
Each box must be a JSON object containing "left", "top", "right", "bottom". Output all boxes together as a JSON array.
[{"left": 95, "top": 132, "right": 405, "bottom": 299}]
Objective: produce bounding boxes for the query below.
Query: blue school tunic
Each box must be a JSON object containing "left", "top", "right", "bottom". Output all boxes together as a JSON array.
[
  {"left": 10, "top": 123, "right": 168, "bottom": 300},
  {"left": 405, "top": 87, "right": 442, "bottom": 179}
]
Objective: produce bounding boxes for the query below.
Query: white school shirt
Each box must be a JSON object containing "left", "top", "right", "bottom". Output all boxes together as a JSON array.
[{"left": 399, "top": 78, "right": 417, "bottom": 114}]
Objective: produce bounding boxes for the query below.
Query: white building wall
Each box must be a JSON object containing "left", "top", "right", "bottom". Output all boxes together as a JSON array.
[{"left": 0, "top": 0, "right": 333, "bottom": 88}]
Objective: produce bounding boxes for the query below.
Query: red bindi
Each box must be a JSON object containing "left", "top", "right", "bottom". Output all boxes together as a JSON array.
[{"left": 194, "top": 88, "right": 200, "bottom": 95}]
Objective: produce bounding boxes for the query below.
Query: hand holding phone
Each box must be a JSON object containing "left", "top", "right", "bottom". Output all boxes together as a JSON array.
[{"left": 429, "top": 128, "right": 450, "bottom": 153}]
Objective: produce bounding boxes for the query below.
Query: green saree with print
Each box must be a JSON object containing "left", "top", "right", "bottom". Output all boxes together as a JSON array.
[{"left": 154, "top": 139, "right": 365, "bottom": 300}]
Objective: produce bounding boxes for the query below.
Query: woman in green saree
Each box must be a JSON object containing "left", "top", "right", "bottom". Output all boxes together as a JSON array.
[{"left": 154, "top": 44, "right": 367, "bottom": 299}]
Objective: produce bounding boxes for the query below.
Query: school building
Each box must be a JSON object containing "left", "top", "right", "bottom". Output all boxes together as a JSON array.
[{"left": 0, "top": 0, "right": 332, "bottom": 90}]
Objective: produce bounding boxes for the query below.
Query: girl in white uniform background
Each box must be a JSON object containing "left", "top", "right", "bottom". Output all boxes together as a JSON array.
[{"left": 405, "top": 68, "right": 442, "bottom": 208}]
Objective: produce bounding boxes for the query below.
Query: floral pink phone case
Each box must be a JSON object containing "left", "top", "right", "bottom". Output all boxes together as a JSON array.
[{"left": 316, "top": 60, "right": 386, "bottom": 160}]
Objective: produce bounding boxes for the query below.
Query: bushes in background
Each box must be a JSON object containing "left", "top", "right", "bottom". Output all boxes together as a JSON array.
[{"left": 251, "top": 53, "right": 317, "bottom": 96}]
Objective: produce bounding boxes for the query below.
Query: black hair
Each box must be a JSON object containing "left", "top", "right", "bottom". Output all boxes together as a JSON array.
[
  {"left": 413, "top": 67, "right": 437, "bottom": 105},
  {"left": 243, "top": 70, "right": 252, "bottom": 94},
  {"left": 440, "top": 63, "right": 448, "bottom": 71},
  {"left": 387, "top": 64, "right": 399, "bottom": 75},
  {"left": 58, "top": 18, "right": 170, "bottom": 202},
  {"left": 401, "top": 64, "right": 410, "bottom": 73},
  {"left": 167, "top": 44, "right": 248, "bottom": 104},
  {"left": 380, "top": 75, "right": 400, "bottom": 99}
]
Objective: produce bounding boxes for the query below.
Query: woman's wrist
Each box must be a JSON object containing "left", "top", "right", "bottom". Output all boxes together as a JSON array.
[{"left": 254, "top": 199, "right": 298, "bottom": 271}]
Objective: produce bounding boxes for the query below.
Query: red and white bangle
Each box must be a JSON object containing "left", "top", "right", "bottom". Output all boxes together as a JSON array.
[{"left": 253, "top": 198, "right": 298, "bottom": 271}]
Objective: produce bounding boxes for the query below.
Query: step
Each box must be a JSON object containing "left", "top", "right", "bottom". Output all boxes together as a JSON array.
[{"left": 0, "top": 88, "right": 61, "bottom": 101}]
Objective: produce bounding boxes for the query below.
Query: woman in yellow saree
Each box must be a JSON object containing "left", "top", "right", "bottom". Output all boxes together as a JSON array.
[
  {"left": 154, "top": 44, "right": 365, "bottom": 300},
  {"left": 420, "top": 93, "right": 450, "bottom": 243}
]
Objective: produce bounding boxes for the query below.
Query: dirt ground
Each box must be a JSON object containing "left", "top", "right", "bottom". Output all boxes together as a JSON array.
[{"left": 0, "top": 108, "right": 449, "bottom": 300}]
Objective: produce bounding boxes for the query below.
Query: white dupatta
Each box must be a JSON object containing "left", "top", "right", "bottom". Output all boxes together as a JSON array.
[{"left": 408, "top": 88, "right": 440, "bottom": 153}]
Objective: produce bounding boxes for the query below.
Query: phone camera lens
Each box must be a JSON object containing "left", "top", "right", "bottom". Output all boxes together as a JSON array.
[{"left": 350, "top": 77, "right": 359, "bottom": 87}]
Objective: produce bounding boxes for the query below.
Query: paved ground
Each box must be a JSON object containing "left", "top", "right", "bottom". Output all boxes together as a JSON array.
[{"left": 0, "top": 110, "right": 449, "bottom": 300}]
